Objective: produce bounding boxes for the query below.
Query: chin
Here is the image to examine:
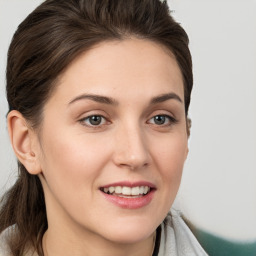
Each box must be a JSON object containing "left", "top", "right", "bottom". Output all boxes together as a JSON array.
[
  {"left": 98, "top": 217, "right": 157, "bottom": 244},
  {"left": 106, "top": 229, "right": 153, "bottom": 244}
]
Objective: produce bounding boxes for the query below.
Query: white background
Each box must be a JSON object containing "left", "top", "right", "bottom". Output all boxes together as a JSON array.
[{"left": 0, "top": 0, "right": 255, "bottom": 241}]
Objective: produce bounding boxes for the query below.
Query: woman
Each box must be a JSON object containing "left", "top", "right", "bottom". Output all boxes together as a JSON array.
[{"left": 0, "top": 0, "right": 207, "bottom": 255}]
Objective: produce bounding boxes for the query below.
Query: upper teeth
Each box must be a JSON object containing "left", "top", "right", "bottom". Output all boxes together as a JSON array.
[{"left": 103, "top": 186, "right": 150, "bottom": 196}]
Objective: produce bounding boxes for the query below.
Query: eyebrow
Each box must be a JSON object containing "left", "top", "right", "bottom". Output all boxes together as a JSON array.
[
  {"left": 150, "top": 92, "right": 183, "bottom": 104},
  {"left": 68, "top": 93, "right": 118, "bottom": 105},
  {"left": 68, "top": 92, "right": 182, "bottom": 106}
]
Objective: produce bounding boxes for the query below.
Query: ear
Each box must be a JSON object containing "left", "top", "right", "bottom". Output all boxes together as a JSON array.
[
  {"left": 185, "top": 146, "right": 189, "bottom": 159},
  {"left": 185, "top": 117, "right": 191, "bottom": 159},
  {"left": 186, "top": 117, "right": 191, "bottom": 138},
  {"left": 7, "top": 110, "right": 41, "bottom": 175}
]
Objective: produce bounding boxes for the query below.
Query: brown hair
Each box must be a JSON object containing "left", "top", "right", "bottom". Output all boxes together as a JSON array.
[{"left": 0, "top": 0, "right": 193, "bottom": 255}]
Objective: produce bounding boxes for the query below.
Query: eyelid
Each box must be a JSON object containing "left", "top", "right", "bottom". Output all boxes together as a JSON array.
[
  {"left": 148, "top": 115, "right": 177, "bottom": 123},
  {"left": 146, "top": 111, "right": 178, "bottom": 127},
  {"left": 78, "top": 113, "right": 111, "bottom": 128}
]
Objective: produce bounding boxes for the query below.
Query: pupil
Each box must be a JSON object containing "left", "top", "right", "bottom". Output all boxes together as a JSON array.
[
  {"left": 90, "top": 116, "right": 101, "bottom": 125},
  {"left": 154, "top": 115, "right": 165, "bottom": 125}
]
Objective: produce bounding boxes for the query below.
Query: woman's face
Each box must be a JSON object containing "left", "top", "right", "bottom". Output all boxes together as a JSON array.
[{"left": 36, "top": 39, "right": 188, "bottom": 244}]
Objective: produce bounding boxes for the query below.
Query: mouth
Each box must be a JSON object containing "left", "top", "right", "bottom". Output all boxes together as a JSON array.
[
  {"left": 99, "top": 181, "right": 156, "bottom": 209},
  {"left": 100, "top": 185, "right": 152, "bottom": 198}
]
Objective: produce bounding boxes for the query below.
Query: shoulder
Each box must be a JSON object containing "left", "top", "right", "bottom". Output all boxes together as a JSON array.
[
  {"left": 0, "top": 226, "right": 14, "bottom": 256},
  {"left": 0, "top": 226, "right": 38, "bottom": 256},
  {"left": 158, "top": 209, "right": 209, "bottom": 256}
]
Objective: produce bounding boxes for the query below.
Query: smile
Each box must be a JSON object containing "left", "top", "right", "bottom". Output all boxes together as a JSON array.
[
  {"left": 100, "top": 186, "right": 151, "bottom": 197},
  {"left": 100, "top": 182, "right": 156, "bottom": 209}
]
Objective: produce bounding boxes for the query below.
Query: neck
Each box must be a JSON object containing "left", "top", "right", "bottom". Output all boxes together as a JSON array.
[{"left": 42, "top": 228, "right": 156, "bottom": 256}]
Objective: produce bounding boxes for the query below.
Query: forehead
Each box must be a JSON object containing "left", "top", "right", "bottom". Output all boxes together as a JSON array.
[{"left": 51, "top": 38, "right": 184, "bottom": 103}]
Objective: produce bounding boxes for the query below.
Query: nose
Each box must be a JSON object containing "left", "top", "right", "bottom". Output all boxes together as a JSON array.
[{"left": 112, "top": 123, "right": 150, "bottom": 170}]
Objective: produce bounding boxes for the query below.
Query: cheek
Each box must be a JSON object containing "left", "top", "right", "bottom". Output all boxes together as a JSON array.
[
  {"left": 38, "top": 130, "right": 114, "bottom": 221},
  {"left": 153, "top": 132, "right": 187, "bottom": 161},
  {"left": 150, "top": 133, "right": 187, "bottom": 185},
  {"left": 39, "top": 128, "right": 112, "bottom": 194},
  {"left": 147, "top": 133, "right": 187, "bottom": 221}
]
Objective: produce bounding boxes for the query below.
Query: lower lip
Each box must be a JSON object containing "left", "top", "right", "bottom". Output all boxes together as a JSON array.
[{"left": 101, "top": 190, "right": 155, "bottom": 209}]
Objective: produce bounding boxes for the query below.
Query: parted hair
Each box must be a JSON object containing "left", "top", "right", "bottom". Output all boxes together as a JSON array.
[{"left": 0, "top": 0, "right": 193, "bottom": 255}]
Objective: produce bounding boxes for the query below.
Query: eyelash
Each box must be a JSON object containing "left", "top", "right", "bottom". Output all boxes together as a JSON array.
[
  {"left": 79, "top": 114, "right": 178, "bottom": 128},
  {"left": 79, "top": 115, "right": 109, "bottom": 127},
  {"left": 147, "top": 114, "right": 178, "bottom": 126}
]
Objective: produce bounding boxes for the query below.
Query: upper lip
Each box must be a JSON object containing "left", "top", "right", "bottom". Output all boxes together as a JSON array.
[{"left": 100, "top": 181, "right": 156, "bottom": 189}]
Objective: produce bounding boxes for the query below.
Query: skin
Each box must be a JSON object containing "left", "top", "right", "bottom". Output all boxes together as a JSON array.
[{"left": 8, "top": 39, "right": 188, "bottom": 256}]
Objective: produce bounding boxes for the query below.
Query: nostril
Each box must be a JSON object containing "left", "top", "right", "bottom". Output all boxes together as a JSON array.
[
  {"left": 119, "top": 162, "right": 149, "bottom": 171},
  {"left": 112, "top": 130, "right": 151, "bottom": 169}
]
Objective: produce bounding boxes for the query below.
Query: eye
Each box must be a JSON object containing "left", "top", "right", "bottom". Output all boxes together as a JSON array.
[
  {"left": 148, "top": 114, "right": 177, "bottom": 126},
  {"left": 80, "top": 115, "right": 107, "bottom": 126}
]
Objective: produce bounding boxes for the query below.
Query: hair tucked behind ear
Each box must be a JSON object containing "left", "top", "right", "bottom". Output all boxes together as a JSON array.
[{"left": 0, "top": 0, "right": 193, "bottom": 255}]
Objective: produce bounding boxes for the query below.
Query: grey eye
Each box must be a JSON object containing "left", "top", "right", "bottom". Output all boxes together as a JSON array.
[
  {"left": 148, "top": 114, "right": 177, "bottom": 126},
  {"left": 79, "top": 114, "right": 109, "bottom": 128},
  {"left": 153, "top": 115, "right": 167, "bottom": 125},
  {"left": 88, "top": 115, "right": 103, "bottom": 125}
]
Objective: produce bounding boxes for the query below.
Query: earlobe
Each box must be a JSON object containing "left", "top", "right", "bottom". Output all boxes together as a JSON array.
[{"left": 7, "top": 110, "right": 41, "bottom": 175}]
